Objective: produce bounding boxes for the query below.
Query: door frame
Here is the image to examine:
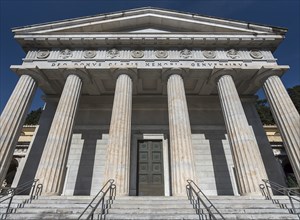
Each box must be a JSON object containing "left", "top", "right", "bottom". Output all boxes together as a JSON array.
[{"left": 130, "top": 134, "right": 170, "bottom": 196}]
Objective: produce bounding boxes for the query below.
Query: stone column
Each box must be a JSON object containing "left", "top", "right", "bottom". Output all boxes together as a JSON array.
[
  {"left": 0, "top": 74, "right": 37, "bottom": 184},
  {"left": 263, "top": 75, "right": 300, "bottom": 185},
  {"left": 217, "top": 74, "right": 267, "bottom": 195},
  {"left": 104, "top": 74, "right": 132, "bottom": 196},
  {"left": 35, "top": 74, "right": 82, "bottom": 195},
  {"left": 167, "top": 74, "right": 196, "bottom": 196}
]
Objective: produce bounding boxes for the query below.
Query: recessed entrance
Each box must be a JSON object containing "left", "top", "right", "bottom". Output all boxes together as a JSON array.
[{"left": 137, "top": 140, "right": 164, "bottom": 196}]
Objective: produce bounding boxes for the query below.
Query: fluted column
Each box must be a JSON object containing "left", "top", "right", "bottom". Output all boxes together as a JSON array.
[
  {"left": 263, "top": 75, "right": 300, "bottom": 185},
  {"left": 35, "top": 74, "right": 82, "bottom": 195},
  {"left": 217, "top": 74, "right": 267, "bottom": 195},
  {"left": 167, "top": 74, "right": 196, "bottom": 196},
  {"left": 104, "top": 74, "right": 132, "bottom": 196},
  {"left": 0, "top": 74, "right": 37, "bottom": 184}
]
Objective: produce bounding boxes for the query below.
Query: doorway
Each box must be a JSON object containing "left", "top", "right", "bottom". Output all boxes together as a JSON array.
[{"left": 137, "top": 140, "right": 164, "bottom": 196}]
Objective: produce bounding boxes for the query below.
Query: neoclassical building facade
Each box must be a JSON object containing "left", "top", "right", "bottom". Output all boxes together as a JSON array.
[{"left": 1, "top": 8, "right": 299, "bottom": 197}]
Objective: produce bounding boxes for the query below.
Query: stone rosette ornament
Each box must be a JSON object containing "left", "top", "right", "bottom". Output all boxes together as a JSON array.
[
  {"left": 250, "top": 50, "right": 263, "bottom": 59},
  {"left": 226, "top": 49, "right": 240, "bottom": 59},
  {"left": 59, "top": 49, "right": 73, "bottom": 59},
  {"left": 83, "top": 50, "right": 97, "bottom": 58},
  {"left": 180, "top": 49, "right": 192, "bottom": 58},
  {"left": 107, "top": 48, "right": 120, "bottom": 58},
  {"left": 37, "top": 50, "right": 50, "bottom": 59},
  {"left": 155, "top": 50, "right": 168, "bottom": 58},
  {"left": 202, "top": 50, "right": 216, "bottom": 58},
  {"left": 131, "top": 50, "right": 144, "bottom": 58}
]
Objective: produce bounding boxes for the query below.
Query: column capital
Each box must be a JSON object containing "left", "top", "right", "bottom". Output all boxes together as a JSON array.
[
  {"left": 209, "top": 68, "right": 237, "bottom": 85},
  {"left": 112, "top": 68, "right": 137, "bottom": 82},
  {"left": 254, "top": 66, "right": 289, "bottom": 87},
  {"left": 61, "top": 68, "right": 88, "bottom": 83},
  {"left": 162, "top": 68, "right": 188, "bottom": 83}
]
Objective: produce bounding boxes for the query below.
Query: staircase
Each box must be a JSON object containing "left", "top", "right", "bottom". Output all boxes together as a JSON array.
[{"left": 1, "top": 195, "right": 299, "bottom": 219}]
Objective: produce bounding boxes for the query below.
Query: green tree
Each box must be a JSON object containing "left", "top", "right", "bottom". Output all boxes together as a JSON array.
[
  {"left": 255, "top": 99, "right": 275, "bottom": 125},
  {"left": 256, "top": 85, "right": 300, "bottom": 125},
  {"left": 287, "top": 85, "right": 300, "bottom": 113},
  {"left": 24, "top": 108, "right": 42, "bottom": 125}
]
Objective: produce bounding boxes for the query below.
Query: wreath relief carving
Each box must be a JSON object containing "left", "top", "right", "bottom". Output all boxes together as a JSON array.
[
  {"left": 83, "top": 50, "right": 97, "bottom": 58},
  {"left": 155, "top": 50, "right": 168, "bottom": 58},
  {"left": 37, "top": 50, "right": 50, "bottom": 59},
  {"left": 226, "top": 49, "right": 240, "bottom": 59},
  {"left": 131, "top": 50, "right": 144, "bottom": 58},
  {"left": 59, "top": 49, "right": 73, "bottom": 59},
  {"left": 107, "top": 48, "right": 120, "bottom": 58}
]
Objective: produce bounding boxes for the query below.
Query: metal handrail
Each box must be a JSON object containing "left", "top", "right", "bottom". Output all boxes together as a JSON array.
[
  {"left": 0, "top": 179, "right": 42, "bottom": 219},
  {"left": 78, "top": 179, "right": 116, "bottom": 220},
  {"left": 259, "top": 179, "right": 300, "bottom": 217},
  {"left": 186, "top": 179, "right": 225, "bottom": 220}
]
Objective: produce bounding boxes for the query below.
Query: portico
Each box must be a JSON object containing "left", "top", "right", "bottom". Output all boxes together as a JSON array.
[{"left": 1, "top": 8, "right": 299, "bottom": 197}]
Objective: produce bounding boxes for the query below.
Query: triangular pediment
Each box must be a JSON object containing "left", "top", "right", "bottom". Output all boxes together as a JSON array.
[{"left": 12, "top": 7, "right": 286, "bottom": 35}]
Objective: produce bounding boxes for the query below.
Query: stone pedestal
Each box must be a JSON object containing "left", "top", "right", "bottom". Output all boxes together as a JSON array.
[
  {"left": 35, "top": 74, "right": 82, "bottom": 195},
  {"left": 217, "top": 74, "right": 267, "bottom": 195},
  {"left": 0, "top": 74, "right": 36, "bottom": 184},
  {"left": 263, "top": 75, "right": 300, "bottom": 185},
  {"left": 167, "top": 74, "right": 196, "bottom": 196},
  {"left": 104, "top": 74, "right": 132, "bottom": 196}
]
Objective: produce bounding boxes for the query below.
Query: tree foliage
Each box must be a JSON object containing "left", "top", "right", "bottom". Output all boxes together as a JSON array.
[
  {"left": 287, "top": 85, "right": 300, "bottom": 113},
  {"left": 256, "top": 85, "right": 300, "bottom": 125},
  {"left": 24, "top": 108, "right": 42, "bottom": 125},
  {"left": 255, "top": 99, "right": 275, "bottom": 125}
]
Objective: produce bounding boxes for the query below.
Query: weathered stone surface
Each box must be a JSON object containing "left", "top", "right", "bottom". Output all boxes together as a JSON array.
[
  {"left": 263, "top": 75, "right": 300, "bottom": 185},
  {"left": 167, "top": 73, "right": 196, "bottom": 196},
  {"left": 217, "top": 74, "right": 267, "bottom": 195},
  {"left": 0, "top": 74, "right": 36, "bottom": 184},
  {"left": 104, "top": 74, "right": 132, "bottom": 196},
  {"left": 35, "top": 74, "right": 82, "bottom": 195}
]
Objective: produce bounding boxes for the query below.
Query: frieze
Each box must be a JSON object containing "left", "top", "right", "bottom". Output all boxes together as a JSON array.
[{"left": 25, "top": 49, "right": 274, "bottom": 61}]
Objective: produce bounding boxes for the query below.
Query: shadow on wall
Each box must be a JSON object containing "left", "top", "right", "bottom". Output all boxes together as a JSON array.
[
  {"left": 73, "top": 131, "right": 100, "bottom": 195},
  {"left": 204, "top": 132, "right": 234, "bottom": 195}
]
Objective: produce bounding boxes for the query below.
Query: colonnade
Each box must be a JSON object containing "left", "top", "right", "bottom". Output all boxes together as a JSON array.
[{"left": 0, "top": 68, "right": 299, "bottom": 196}]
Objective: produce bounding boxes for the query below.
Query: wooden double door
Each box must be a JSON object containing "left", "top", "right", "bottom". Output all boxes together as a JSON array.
[{"left": 137, "top": 140, "right": 164, "bottom": 196}]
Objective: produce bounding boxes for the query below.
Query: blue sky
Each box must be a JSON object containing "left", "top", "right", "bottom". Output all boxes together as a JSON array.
[{"left": 0, "top": 0, "right": 299, "bottom": 112}]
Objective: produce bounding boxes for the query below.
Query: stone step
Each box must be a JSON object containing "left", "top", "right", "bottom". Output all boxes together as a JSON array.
[{"left": 104, "top": 213, "right": 299, "bottom": 220}]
